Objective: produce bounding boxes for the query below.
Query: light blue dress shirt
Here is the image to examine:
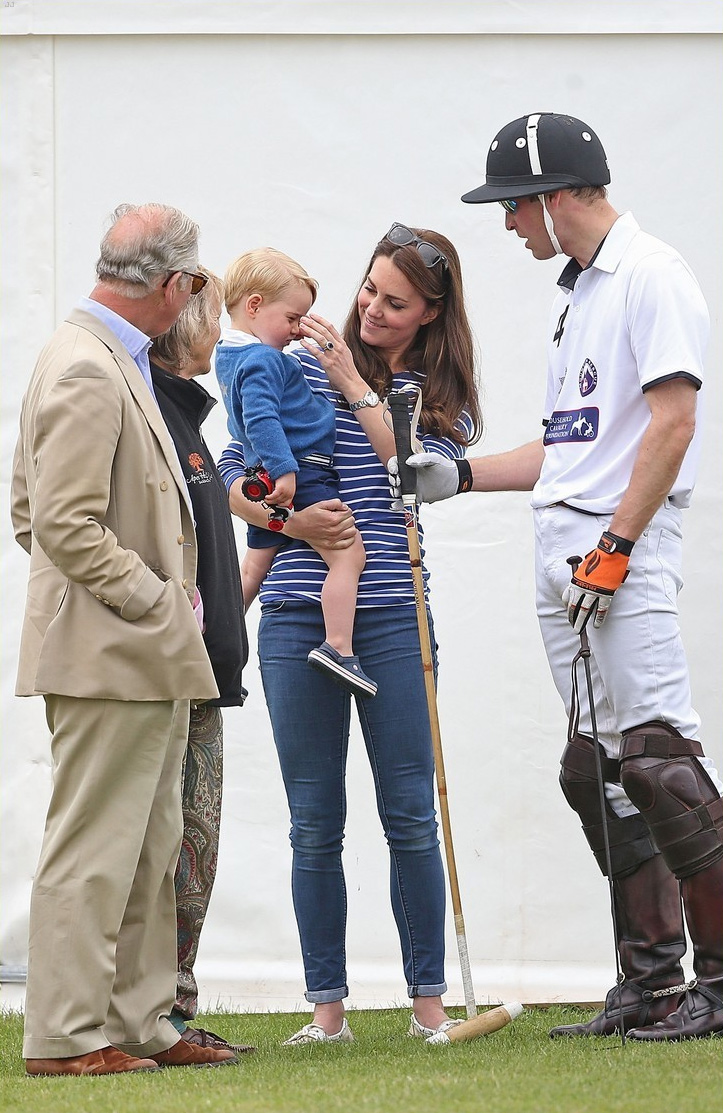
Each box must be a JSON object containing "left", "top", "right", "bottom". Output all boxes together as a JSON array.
[{"left": 78, "top": 296, "right": 157, "bottom": 402}]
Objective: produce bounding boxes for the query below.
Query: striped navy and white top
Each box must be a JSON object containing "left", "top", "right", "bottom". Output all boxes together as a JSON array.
[{"left": 217, "top": 349, "right": 473, "bottom": 609}]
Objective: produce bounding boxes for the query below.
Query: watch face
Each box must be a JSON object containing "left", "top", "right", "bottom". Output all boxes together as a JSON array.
[{"left": 350, "top": 390, "right": 379, "bottom": 411}]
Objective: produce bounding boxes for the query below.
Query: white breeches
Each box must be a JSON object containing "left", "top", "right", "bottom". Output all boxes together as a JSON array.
[{"left": 534, "top": 502, "right": 721, "bottom": 817}]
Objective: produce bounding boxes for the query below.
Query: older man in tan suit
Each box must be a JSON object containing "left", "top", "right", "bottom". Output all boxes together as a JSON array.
[{"left": 12, "top": 204, "right": 237, "bottom": 1075}]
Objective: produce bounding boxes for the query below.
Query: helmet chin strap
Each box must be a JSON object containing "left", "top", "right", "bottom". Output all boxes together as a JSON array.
[
  {"left": 526, "top": 114, "right": 564, "bottom": 256},
  {"left": 541, "top": 195, "right": 564, "bottom": 255}
]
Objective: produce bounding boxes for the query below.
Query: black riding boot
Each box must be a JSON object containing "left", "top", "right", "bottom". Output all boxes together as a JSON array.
[
  {"left": 629, "top": 857, "right": 723, "bottom": 1040},
  {"left": 618, "top": 721, "right": 723, "bottom": 1040},
  {"left": 550, "top": 854, "right": 686, "bottom": 1037}
]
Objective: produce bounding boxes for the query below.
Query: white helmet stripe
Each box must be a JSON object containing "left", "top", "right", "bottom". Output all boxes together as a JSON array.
[
  {"left": 526, "top": 113, "right": 543, "bottom": 174},
  {"left": 526, "top": 113, "right": 563, "bottom": 255}
]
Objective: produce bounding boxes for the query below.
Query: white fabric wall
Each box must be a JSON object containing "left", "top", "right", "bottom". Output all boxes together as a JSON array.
[{"left": 1, "top": 1, "right": 721, "bottom": 1011}]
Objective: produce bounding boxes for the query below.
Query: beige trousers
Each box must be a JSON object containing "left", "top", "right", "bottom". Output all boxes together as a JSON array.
[{"left": 22, "top": 695, "right": 190, "bottom": 1059}]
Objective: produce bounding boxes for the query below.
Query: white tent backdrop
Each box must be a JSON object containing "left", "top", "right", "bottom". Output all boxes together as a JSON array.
[{"left": 1, "top": 2, "right": 721, "bottom": 1012}]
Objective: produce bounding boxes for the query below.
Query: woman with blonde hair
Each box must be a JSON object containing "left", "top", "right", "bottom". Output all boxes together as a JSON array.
[{"left": 150, "top": 268, "right": 252, "bottom": 1055}]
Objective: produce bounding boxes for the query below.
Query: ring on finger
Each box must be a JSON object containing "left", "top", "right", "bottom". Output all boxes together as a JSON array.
[{"left": 323, "top": 341, "right": 334, "bottom": 351}]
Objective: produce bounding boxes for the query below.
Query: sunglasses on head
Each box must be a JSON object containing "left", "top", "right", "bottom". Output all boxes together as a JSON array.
[
  {"left": 384, "top": 223, "right": 448, "bottom": 270},
  {"left": 162, "top": 270, "right": 208, "bottom": 296}
]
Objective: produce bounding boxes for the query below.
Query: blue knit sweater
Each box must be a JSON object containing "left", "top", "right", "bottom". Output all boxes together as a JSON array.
[
  {"left": 215, "top": 341, "right": 335, "bottom": 480},
  {"left": 218, "top": 350, "right": 474, "bottom": 609}
]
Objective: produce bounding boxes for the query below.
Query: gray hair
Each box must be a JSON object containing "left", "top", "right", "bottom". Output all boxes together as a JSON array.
[
  {"left": 150, "top": 267, "right": 223, "bottom": 372},
  {"left": 96, "top": 202, "right": 200, "bottom": 298}
]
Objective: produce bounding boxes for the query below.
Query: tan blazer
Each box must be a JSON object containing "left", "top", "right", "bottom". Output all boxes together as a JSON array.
[{"left": 11, "top": 308, "right": 219, "bottom": 702}]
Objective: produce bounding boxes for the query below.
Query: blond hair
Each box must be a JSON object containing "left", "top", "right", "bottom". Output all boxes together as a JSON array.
[{"left": 224, "top": 247, "right": 318, "bottom": 313}]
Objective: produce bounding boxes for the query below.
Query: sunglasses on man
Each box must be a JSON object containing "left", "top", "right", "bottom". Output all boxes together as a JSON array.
[
  {"left": 499, "top": 196, "right": 542, "bottom": 214},
  {"left": 383, "top": 223, "right": 449, "bottom": 270},
  {"left": 162, "top": 271, "right": 208, "bottom": 296}
]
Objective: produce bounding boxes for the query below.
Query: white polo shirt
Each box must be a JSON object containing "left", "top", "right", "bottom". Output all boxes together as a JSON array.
[{"left": 531, "top": 212, "right": 709, "bottom": 513}]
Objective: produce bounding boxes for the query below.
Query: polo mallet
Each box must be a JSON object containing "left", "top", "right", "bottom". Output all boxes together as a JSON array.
[
  {"left": 387, "top": 389, "right": 477, "bottom": 1020},
  {"left": 566, "top": 555, "right": 626, "bottom": 1046},
  {"left": 426, "top": 1001, "right": 524, "bottom": 1045}
]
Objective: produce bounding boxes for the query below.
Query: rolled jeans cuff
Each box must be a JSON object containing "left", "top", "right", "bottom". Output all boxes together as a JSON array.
[
  {"left": 305, "top": 985, "right": 348, "bottom": 1004},
  {"left": 408, "top": 981, "right": 447, "bottom": 999}
]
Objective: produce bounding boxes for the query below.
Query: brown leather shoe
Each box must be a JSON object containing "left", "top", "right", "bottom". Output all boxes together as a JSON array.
[
  {"left": 182, "top": 1026, "right": 256, "bottom": 1054},
  {"left": 151, "top": 1037, "right": 237, "bottom": 1068},
  {"left": 26, "top": 1045, "right": 160, "bottom": 1076}
]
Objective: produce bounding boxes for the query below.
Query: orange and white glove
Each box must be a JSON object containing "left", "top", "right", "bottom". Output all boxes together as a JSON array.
[{"left": 564, "top": 531, "right": 634, "bottom": 633}]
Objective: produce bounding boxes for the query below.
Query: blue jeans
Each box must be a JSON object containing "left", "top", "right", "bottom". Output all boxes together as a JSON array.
[{"left": 258, "top": 602, "right": 447, "bottom": 1003}]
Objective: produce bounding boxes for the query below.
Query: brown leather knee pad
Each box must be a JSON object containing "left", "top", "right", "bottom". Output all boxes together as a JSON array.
[
  {"left": 620, "top": 721, "right": 723, "bottom": 880},
  {"left": 559, "top": 733, "right": 657, "bottom": 878}
]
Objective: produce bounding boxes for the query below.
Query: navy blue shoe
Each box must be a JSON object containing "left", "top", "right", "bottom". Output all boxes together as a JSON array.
[{"left": 307, "top": 642, "right": 377, "bottom": 698}]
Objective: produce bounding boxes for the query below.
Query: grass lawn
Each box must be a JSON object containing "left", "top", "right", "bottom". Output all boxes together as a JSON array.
[{"left": 0, "top": 1005, "right": 720, "bottom": 1113}]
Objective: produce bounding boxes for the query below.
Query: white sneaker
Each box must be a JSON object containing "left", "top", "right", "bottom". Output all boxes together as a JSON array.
[
  {"left": 408, "top": 1014, "right": 463, "bottom": 1038},
  {"left": 282, "top": 1018, "right": 355, "bottom": 1046}
]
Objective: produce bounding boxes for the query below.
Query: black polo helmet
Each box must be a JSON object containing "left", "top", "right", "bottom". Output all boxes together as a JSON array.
[{"left": 461, "top": 112, "right": 610, "bottom": 204}]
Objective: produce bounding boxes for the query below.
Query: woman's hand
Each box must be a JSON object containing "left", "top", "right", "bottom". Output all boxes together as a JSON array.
[
  {"left": 229, "top": 475, "right": 357, "bottom": 550},
  {"left": 299, "top": 313, "right": 367, "bottom": 400},
  {"left": 285, "top": 499, "right": 358, "bottom": 551}
]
